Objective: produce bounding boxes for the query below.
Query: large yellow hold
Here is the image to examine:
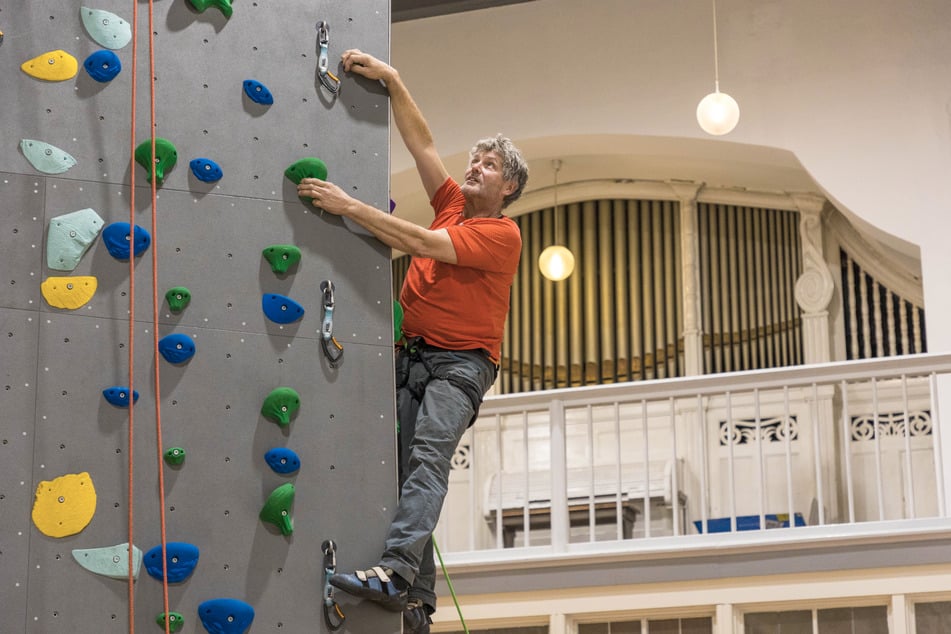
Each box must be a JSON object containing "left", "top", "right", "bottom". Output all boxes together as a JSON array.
[
  {"left": 41, "top": 276, "right": 97, "bottom": 309},
  {"left": 32, "top": 472, "right": 97, "bottom": 538},
  {"left": 21, "top": 49, "right": 79, "bottom": 81}
]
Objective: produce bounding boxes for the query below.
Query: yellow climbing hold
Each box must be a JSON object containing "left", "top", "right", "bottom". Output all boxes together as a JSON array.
[
  {"left": 21, "top": 49, "right": 79, "bottom": 81},
  {"left": 41, "top": 276, "right": 97, "bottom": 309},
  {"left": 32, "top": 472, "right": 97, "bottom": 538}
]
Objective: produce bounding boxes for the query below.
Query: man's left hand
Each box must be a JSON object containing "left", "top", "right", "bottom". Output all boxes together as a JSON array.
[{"left": 298, "top": 177, "right": 353, "bottom": 216}]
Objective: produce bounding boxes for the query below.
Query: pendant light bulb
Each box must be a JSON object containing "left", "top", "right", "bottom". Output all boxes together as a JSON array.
[
  {"left": 697, "top": 0, "right": 740, "bottom": 135},
  {"left": 697, "top": 90, "right": 740, "bottom": 135},
  {"left": 538, "top": 159, "right": 575, "bottom": 281},
  {"left": 539, "top": 245, "right": 575, "bottom": 282}
]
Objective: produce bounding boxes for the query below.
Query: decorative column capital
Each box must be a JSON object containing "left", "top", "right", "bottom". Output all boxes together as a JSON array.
[{"left": 792, "top": 193, "right": 834, "bottom": 313}]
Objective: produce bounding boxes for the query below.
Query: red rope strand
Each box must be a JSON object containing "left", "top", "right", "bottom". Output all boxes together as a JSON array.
[{"left": 146, "top": 1, "right": 172, "bottom": 631}]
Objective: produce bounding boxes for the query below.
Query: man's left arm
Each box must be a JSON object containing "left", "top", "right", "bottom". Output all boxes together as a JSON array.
[{"left": 297, "top": 177, "right": 458, "bottom": 263}]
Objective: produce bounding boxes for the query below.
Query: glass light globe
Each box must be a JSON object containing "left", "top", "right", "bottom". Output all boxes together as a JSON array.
[
  {"left": 696, "top": 90, "right": 740, "bottom": 135},
  {"left": 538, "top": 245, "right": 575, "bottom": 281}
]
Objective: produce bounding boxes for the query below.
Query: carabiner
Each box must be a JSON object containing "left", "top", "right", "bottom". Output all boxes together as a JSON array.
[
  {"left": 315, "top": 20, "right": 340, "bottom": 95},
  {"left": 321, "top": 540, "right": 346, "bottom": 631},
  {"left": 320, "top": 280, "right": 344, "bottom": 367}
]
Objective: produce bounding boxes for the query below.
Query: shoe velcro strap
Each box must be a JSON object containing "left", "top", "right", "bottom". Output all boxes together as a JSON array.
[{"left": 355, "top": 566, "right": 392, "bottom": 583}]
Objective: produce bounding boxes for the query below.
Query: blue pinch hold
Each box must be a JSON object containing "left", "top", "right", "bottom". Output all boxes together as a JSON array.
[
  {"left": 102, "top": 222, "right": 150, "bottom": 260},
  {"left": 158, "top": 333, "right": 196, "bottom": 364},
  {"left": 262, "top": 294, "right": 305, "bottom": 324},
  {"left": 103, "top": 386, "right": 139, "bottom": 407},
  {"left": 198, "top": 598, "right": 255, "bottom": 634},
  {"left": 83, "top": 50, "right": 122, "bottom": 82},
  {"left": 264, "top": 448, "right": 301, "bottom": 475},
  {"left": 242, "top": 79, "right": 273, "bottom": 105},
  {"left": 144, "top": 542, "right": 199, "bottom": 583},
  {"left": 189, "top": 158, "right": 223, "bottom": 183}
]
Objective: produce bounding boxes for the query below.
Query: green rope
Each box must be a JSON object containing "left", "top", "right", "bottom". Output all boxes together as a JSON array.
[{"left": 432, "top": 536, "right": 469, "bottom": 634}]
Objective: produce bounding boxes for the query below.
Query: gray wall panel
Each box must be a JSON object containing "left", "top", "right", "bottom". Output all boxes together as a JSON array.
[
  {"left": 0, "top": 173, "right": 46, "bottom": 310},
  {"left": 0, "top": 307, "right": 39, "bottom": 634},
  {"left": 3, "top": 1, "right": 397, "bottom": 632}
]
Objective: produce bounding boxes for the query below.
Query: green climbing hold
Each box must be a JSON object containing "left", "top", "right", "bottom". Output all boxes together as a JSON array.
[
  {"left": 165, "top": 287, "right": 191, "bottom": 312},
  {"left": 393, "top": 300, "right": 404, "bottom": 343},
  {"left": 164, "top": 447, "right": 186, "bottom": 466},
  {"left": 260, "top": 483, "right": 295, "bottom": 536},
  {"left": 284, "top": 157, "right": 328, "bottom": 185},
  {"left": 134, "top": 138, "right": 177, "bottom": 185},
  {"left": 186, "top": 0, "right": 233, "bottom": 19},
  {"left": 156, "top": 612, "right": 185, "bottom": 633},
  {"left": 262, "top": 245, "right": 302, "bottom": 275},
  {"left": 261, "top": 387, "right": 300, "bottom": 427}
]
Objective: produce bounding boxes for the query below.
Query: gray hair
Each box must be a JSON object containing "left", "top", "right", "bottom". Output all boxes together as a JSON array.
[{"left": 471, "top": 134, "right": 529, "bottom": 209}]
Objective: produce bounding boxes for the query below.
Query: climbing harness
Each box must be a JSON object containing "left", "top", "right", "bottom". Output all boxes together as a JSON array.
[
  {"left": 316, "top": 21, "right": 340, "bottom": 96},
  {"left": 320, "top": 280, "right": 344, "bottom": 367},
  {"left": 321, "top": 540, "right": 346, "bottom": 631}
]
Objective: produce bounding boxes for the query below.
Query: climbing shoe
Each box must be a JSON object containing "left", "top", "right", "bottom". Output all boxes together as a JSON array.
[
  {"left": 328, "top": 565, "right": 408, "bottom": 612},
  {"left": 403, "top": 598, "right": 433, "bottom": 634}
]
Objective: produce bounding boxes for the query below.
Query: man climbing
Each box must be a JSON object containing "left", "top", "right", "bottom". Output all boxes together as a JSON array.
[{"left": 297, "top": 48, "right": 529, "bottom": 633}]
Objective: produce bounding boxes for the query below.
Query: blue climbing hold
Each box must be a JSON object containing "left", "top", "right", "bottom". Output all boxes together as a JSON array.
[
  {"left": 158, "top": 333, "right": 196, "bottom": 364},
  {"left": 189, "top": 158, "right": 223, "bottom": 183},
  {"left": 102, "top": 386, "right": 139, "bottom": 407},
  {"left": 198, "top": 598, "right": 254, "bottom": 634},
  {"left": 83, "top": 50, "right": 122, "bottom": 82},
  {"left": 102, "top": 222, "right": 150, "bottom": 260},
  {"left": 144, "top": 542, "right": 199, "bottom": 583},
  {"left": 264, "top": 448, "right": 301, "bottom": 475},
  {"left": 262, "top": 294, "right": 305, "bottom": 324},
  {"left": 243, "top": 79, "right": 273, "bottom": 105}
]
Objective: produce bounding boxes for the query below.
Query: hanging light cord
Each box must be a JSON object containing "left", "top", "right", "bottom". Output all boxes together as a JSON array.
[
  {"left": 552, "top": 158, "right": 562, "bottom": 242},
  {"left": 711, "top": 0, "right": 721, "bottom": 92}
]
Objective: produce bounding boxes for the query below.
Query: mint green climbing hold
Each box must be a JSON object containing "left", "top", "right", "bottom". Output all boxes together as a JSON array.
[
  {"left": 165, "top": 287, "right": 191, "bottom": 312},
  {"left": 134, "top": 138, "right": 177, "bottom": 185},
  {"left": 157, "top": 612, "right": 185, "bottom": 633},
  {"left": 262, "top": 245, "right": 302, "bottom": 274},
  {"left": 261, "top": 387, "right": 300, "bottom": 427},
  {"left": 164, "top": 447, "right": 186, "bottom": 466},
  {"left": 80, "top": 7, "right": 132, "bottom": 50},
  {"left": 260, "top": 483, "right": 295, "bottom": 535},
  {"left": 21, "top": 139, "right": 77, "bottom": 174},
  {"left": 72, "top": 542, "right": 143, "bottom": 580},
  {"left": 186, "top": 0, "right": 233, "bottom": 19},
  {"left": 47, "top": 208, "right": 104, "bottom": 271}
]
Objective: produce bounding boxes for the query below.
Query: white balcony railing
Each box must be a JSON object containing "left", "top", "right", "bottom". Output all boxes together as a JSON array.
[{"left": 435, "top": 353, "right": 951, "bottom": 560}]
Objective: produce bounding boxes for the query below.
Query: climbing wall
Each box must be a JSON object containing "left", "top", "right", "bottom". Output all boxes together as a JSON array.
[{"left": 0, "top": 2, "right": 398, "bottom": 632}]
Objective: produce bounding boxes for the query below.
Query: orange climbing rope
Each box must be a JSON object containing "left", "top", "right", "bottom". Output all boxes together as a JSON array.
[
  {"left": 126, "top": 1, "right": 172, "bottom": 632},
  {"left": 145, "top": 0, "right": 174, "bottom": 630},
  {"left": 126, "top": 0, "right": 138, "bottom": 630}
]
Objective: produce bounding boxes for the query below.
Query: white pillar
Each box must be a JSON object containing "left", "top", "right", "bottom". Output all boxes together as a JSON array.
[
  {"left": 792, "top": 194, "right": 834, "bottom": 364},
  {"left": 715, "top": 603, "right": 736, "bottom": 634},
  {"left": 671, "top": 181, "right": 704, "bottom": 375}
]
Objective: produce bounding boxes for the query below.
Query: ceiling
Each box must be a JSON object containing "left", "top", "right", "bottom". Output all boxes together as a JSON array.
[{"left": 392, "top": 0, "right": 536, "bottom": 22}]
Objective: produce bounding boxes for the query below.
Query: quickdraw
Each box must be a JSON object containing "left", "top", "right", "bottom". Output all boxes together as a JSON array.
[
  {"left": 321, "top": 540, "right": 346, "bottom": 631},
  {"left": 316, "top": 21, "right": 340, "bottom": 96},
  {"left": 320, "top": 280, "right": 344, "bottom": 367}
]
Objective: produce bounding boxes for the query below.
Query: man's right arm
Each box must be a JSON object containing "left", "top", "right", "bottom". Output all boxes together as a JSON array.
[{"left": 342, "top": 49, "right": 449, "bottom": 201}]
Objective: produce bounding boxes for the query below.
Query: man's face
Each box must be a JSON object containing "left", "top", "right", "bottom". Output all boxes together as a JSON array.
[{"left": 461, "top": 150, "right": 515, "bottom": 208}]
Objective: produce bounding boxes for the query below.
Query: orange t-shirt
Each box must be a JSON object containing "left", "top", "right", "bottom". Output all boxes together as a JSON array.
[{"left": 399, "top": 178, "right": 521, "bottom": 363}]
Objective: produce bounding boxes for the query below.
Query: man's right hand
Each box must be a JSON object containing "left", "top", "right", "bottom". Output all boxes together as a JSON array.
[{"left": 341, "top": 49, "right": 395, "bottom": 84}]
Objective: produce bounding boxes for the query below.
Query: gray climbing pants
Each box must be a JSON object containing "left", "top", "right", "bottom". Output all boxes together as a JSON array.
[{"left": 381, "top": 339, "right": 497, "bottom": 612}]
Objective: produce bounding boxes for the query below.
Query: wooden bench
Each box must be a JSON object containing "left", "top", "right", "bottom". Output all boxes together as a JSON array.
[{"left": 484, "top": 459, "right": 684, "bottom": 547}]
